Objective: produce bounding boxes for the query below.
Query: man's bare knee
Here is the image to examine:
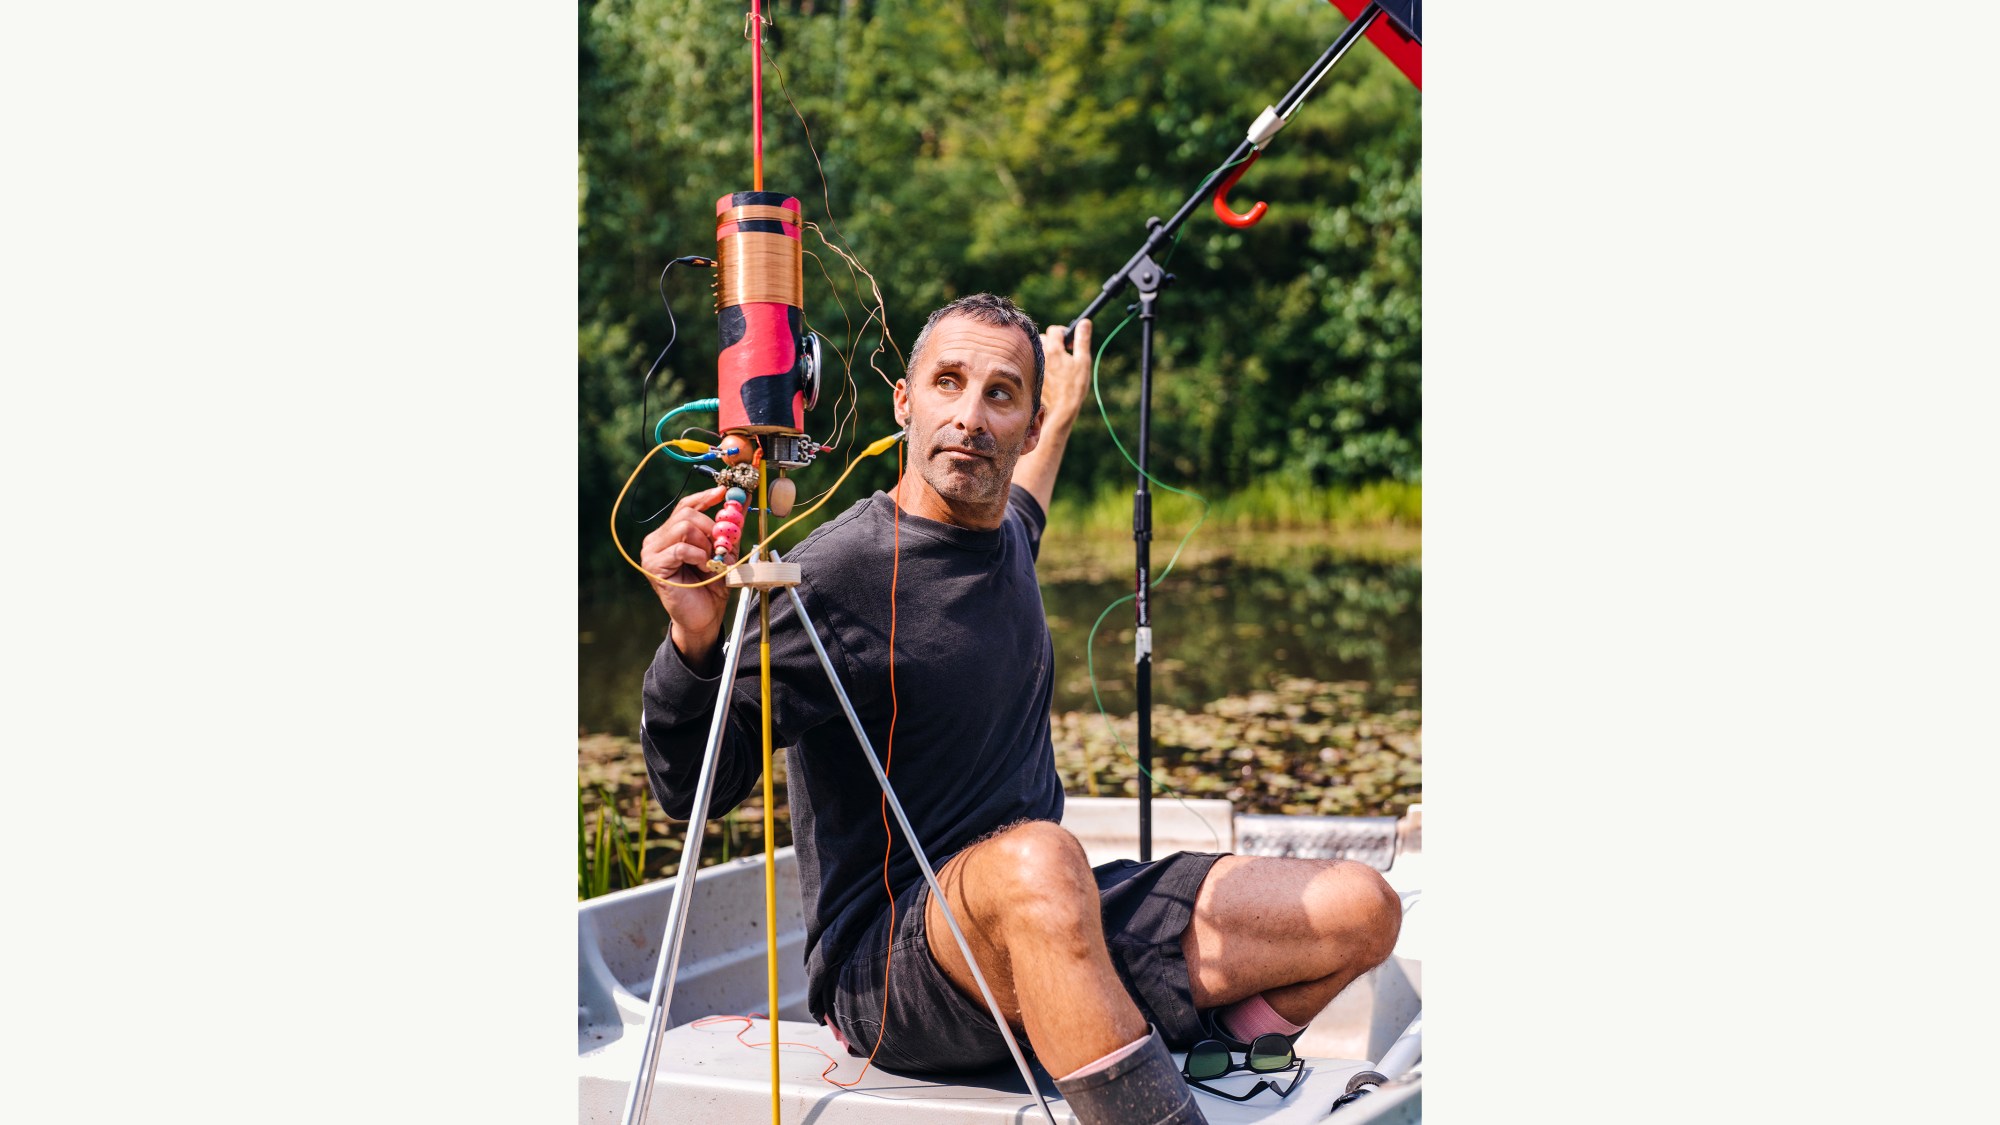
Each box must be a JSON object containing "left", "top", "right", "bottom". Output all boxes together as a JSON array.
[
  {"left": 971, "top": 820, "right": 1095, "bottom": 928},
  {"left": 1308, "top": 860, "right": 1402, "bottom": 970},
  {"left": 990, "top": 819, "right": 1090, "bottom": 874}
]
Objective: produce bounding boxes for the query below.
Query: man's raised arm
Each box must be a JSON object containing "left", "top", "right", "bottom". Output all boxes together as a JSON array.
[{"left": 1011, "top": 318, "right": 1092, "bottom": 514}]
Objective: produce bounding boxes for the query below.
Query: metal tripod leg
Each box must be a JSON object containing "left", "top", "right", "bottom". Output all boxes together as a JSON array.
[
  {"left": 620, "top": 570, "right": 761, "bottom": 1125},
  {"left": 776, "top": 554, "right": 1059, "bottom": 1125}
]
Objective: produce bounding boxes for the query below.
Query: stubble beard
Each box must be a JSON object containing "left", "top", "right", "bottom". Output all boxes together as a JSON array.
[{"left": 918, "top": 427, "right": 1017, "bottom": 511}]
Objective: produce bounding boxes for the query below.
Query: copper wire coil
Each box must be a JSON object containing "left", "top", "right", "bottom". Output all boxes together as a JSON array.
[
  {"left": 716, "top": 204, "right": 800, "bottom": 226},
  {"left": 715, "top": 230, "right": 803, "bottom": 309}
]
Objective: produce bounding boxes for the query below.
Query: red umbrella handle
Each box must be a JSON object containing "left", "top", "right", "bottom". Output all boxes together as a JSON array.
[{"left": 1213, "top": 151, "right": 1267, "bottom": 228}]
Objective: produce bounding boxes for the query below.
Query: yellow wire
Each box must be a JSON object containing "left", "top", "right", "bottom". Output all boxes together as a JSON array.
[
  {"left": 611, "top": 430, "right": 905, "bottom": 591},
  {"left": 608, "top": 441, "right": 749, "bottom": 589},
  {"left": 759, "top": 459, "right": 780, "bottom": 1125}
]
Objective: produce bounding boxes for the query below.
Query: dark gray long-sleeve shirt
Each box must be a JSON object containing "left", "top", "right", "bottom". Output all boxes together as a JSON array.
[{"left": 640, "top": 485, "right": 1062, "bottom": 1021}]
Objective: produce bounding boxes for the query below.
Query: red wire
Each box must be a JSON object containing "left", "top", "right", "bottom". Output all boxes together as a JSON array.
[{"left": 750, "top": 0, "right": 764, "bottom": 191}]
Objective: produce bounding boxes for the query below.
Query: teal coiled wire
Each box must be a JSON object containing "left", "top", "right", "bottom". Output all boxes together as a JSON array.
[{"left": 653, "top": 398, "right": 720, "bottom": 461}]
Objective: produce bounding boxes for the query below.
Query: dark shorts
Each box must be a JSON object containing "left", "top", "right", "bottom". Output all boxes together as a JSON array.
[{"left": 826, "top": 850, "right": 1228, "bottom": 1075}]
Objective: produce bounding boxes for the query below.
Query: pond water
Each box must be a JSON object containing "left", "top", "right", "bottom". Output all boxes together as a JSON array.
[{"left": 579, "top": 540, "right": 1420, "bottom": 739}]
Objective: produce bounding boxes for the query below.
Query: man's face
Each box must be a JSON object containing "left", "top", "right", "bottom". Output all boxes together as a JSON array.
[{"left": 894, "top": 314, "right": 1043, "bottom": 516}]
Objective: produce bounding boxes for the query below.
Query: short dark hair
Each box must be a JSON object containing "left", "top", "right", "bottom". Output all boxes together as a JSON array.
[{"left": 906, "top": 293, "right": 1046, "bottom": 414}]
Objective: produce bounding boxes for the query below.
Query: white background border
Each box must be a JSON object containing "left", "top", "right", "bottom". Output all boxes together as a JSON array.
[{"left": 5, "top": 2, "right": 1996, "bottom": 1121}]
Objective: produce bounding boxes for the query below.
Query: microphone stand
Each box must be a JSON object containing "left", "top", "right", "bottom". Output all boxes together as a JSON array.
[{"left": 1063, "top": 1, "right": 1389, "bottom": 861}]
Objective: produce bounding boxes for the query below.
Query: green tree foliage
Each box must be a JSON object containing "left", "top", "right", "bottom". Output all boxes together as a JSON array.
[{"left": 580, "top": 0, "right": 1420, "bottom": 583}]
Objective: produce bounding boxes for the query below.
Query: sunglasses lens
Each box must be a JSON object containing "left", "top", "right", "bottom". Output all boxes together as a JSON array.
[
  {"left": 1247, "top": 1033, "right": 1293, "bottom": 1072},
  {"left": 1185, "top": 1041, "right": 1231, "bottom": 1080}
]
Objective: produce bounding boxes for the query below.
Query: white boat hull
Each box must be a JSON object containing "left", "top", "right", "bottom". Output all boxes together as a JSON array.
[{"left": 579, "top": 802, "right": 1423, "bottom": 1123}]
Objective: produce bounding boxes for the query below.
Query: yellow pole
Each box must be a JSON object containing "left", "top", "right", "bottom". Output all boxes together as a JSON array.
[{"left": 759, "top": 457, "right": 780, "bottom": 1125}]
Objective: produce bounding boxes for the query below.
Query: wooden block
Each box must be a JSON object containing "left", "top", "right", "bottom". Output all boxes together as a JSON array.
[{"left": 726, "top": 562, "right": 803, "bottom": 589}]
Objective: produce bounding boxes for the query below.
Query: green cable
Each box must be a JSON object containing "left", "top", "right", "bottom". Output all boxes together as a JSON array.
[
  {"left": 653, "top": 398, "right": 720, "bottom": 462},
  {"left": 1085, "top": 594, "right": 1223, "bottom": 850},
  {"left": 1087, "top": 312, "right": 1211, "bottom": 584},
  {"left": 1077, "top": 246, "right": 1223, "bottom": 847}
]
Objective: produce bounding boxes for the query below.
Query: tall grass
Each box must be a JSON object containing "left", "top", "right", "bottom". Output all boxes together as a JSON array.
[{"left": 1047, "top": 477, "right": 1421, "bottom": 535}]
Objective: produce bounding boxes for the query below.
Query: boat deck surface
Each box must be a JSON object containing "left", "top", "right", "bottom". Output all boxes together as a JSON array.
[{"left": 580, "top": 1016, "right": 1419, "bottom": 1123}]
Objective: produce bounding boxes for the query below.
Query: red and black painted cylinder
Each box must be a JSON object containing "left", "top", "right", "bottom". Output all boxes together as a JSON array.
[{"left": 713, "top": 190, "right": 808, "bottom": 436}]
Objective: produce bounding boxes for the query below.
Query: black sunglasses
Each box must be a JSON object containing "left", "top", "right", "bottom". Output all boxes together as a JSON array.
[{"left": 1180, "top": 1033, "right": 1304, "bottom": 1101}]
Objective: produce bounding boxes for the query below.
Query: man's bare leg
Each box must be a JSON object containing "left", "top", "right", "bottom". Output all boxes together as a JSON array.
[
  {"left": 922, "top": 831, "right": 1400, "bottom": 1065},
  {"left": 1181, "top": 855, "right": 1403, "bottom": 1027},
  {"left": 923, "top": 819, "right": 1146, "bottom": 1077}
]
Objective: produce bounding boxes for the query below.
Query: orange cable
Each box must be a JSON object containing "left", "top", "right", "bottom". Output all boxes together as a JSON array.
[
  {"left": 691, "top": 456, "right": 908, "bottom": 1095},
  {"left": 828, "top": 441, "right": 904, "bottom": 1088},
  {"left": 690, "top": 1015, "right": 857, "bottom": 1087}
]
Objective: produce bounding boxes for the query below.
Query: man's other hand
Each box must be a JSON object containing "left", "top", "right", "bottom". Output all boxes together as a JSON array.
[
  {"left": 1014, "top": 318, "right": 1093, "bottom": 514},
  {"left": 639, "top": 484, "right": 731, "bottom": 670},
  {"left": 1040, "top": 318, "right": 1092, "bottom": 432}
]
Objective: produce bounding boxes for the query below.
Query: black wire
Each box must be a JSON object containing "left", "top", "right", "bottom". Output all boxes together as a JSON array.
[
  {"left": 636, "top": 428, "right": 725, "bottom": 522},
  {"left": 637, "top": 256, "right": 719, "bottom": 447},
  {"left": 637, "top": 260, "right": 683, "bottom": 455},
  {"left": 633, "top": 255, "right": 715, "bottom": 521},
  {"left": 637, "top": 460, "right": 708, "bottom": 523}
]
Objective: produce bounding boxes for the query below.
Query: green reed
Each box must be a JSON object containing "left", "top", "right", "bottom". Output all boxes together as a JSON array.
[{"left": 578, "top": 782, "right": 649, "bottom": 900}]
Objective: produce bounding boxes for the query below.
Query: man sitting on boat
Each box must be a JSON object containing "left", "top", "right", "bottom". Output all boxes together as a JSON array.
[{"left": 638, "top": 293, "right": 1402, "bottom": 1125}]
